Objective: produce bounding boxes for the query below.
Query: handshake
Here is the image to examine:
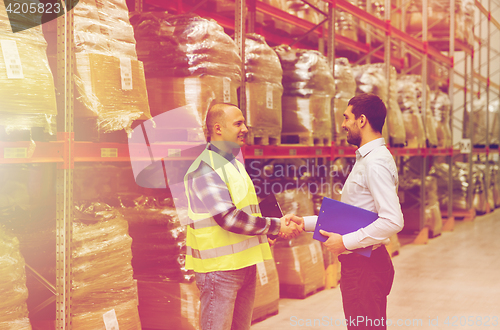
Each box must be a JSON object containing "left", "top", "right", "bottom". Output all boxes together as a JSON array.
[{"left": 278, "top": 214, "right": 304, "bottom": 239}]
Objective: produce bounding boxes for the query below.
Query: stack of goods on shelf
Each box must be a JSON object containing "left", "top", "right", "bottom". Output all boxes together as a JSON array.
[
  {"left": 430, "top": 90, "right": 452, "bottom": 148},
  {"left": 357, "top": 0, "right": 386, "bottom": 44},
  {"left": 350, "top": 64, "right": 390, "bottom": 145},
  {"left": 333, "top": 58, "right": 356, "bottom": 145},
  {"left": 0, "top": 0, "right": 57, "bottom": 134},
  {"left": 256, "top": 0, "right": 289, "bottom": 35},
  {"left": 463, "top": 96, "right": 500, "bottom": 147},
  {"left": 73, "top": 0, "right": 151, "bottom": 135},
  {"left": 252, "top": 258, "right": 280, "bottom": 323},
  {"left": 113, "top": 193, "right": 200, "bottom": 330},
  {"left": 490, "top": 163, "right": 500, "bottom": 208},
  {"left": 72, "top": 202, "right": 142, "bottom": 329},
  {"left": 131, "top": 13, "right": 242, "bottom": 142},
  {"left": 0, "top": 227, "right": 32, "bottom": 330},
  {"left": 398, "top": 75, "right": 438, "bottom": 147},
  {"left": 286, "top": 0, "right": 322, "bottom": 39},
  {"left": 399, "top": 161, "right": 443, "bottom": 235},
  {"left": 396, "top": 76, "right": 427, "bottom": 148},
  {"left": 335, "top": 0, "right": 359, "bottom": 56},
  {"left": 429, "top": 161, "right": 471, "bottom": 212},
  {"left": 274, "top": 188, "right": 325, "bottom": 298},
  {"left": 471, "top": 164, "right": 488, "bottom": 214},
  {"left": 405, "top": 0, "right": 471, "bottom": 45},
  {"left": 245, "top": 34, "right": 283, "bottom": 146},
  {"left": 274, "top": 45, "right": 334, "bottom": 145}
]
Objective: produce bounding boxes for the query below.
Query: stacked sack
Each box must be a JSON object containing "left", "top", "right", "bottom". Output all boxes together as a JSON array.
[
  {"left": 0, "top": 227, "right": 32, "bottom": 330},
  {"left": 245, "top": 34, "right": 283, "bottom": 146},
  {"left": 73, "top": 0, "right": 151, "bottom": 134},
  {"left": 72, "top": 202, "right": 142, "bottom": 329},
  {"left": 274, "top": 188, "right": 325, "bottom": 298},
  {"left": 429, "top": 162, "right": 470, "bottom": 211},
  {"left": 359, "top": 63, "right": 406, "bottom": 146},
  {"left": 0, "top": 0, "right": 57, "bottom": 134},
  {"left": 333, "top": 58, "right": 356, "bottom": 145},
  {"left": 351, "top": 64, "right": 390, "bottom": 144},
  {"left": 399, "top": 161, "right": 442, "bottom": 235},
  {"left": 405, "top": 0, "right": 471, "bottom": 45},
  {"left": 275, "top": 45, "right": 334, "bottom": 145},
  {"left": 357, "top": 0, "right": 386, "bottom": 43},
  {"left": 112, "top": 193, "right": 200, "bottom": 330},
  {"left": 131, "top": 12, "right": 242, "bottom": 142},
  {"left": 463, "top": 96, "right": 500, "bottom": 146},
  {"left": 396, "top": 76, "right": 426, "bottom": 148},
  {"left": 430, "top": 90, "right": 453, "bottom": 148},
  {"left": 335, "top": 0, "right": 358, "bottom": 53}
]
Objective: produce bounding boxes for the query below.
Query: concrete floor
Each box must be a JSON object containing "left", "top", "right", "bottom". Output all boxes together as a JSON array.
[{"left": 251, "top": 209, "right": 500, "bottom": 330}]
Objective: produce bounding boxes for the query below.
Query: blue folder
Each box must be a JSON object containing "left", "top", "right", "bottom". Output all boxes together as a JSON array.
[{"left": 313, "top": 197, "right": 379, "bottom": 257}]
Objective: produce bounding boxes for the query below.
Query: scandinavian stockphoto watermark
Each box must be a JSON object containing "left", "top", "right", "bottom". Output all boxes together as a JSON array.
[{"left": 289, "top": 315, "right": 499, "bottom": 327}]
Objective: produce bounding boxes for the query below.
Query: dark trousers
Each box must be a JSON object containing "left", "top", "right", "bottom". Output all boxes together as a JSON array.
[{"left": 338, "top": 246, "right": 395, "bottom": 330}]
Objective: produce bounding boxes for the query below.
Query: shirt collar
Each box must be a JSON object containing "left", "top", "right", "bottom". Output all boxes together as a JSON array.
[
  {"left": 208, "top": 143, "right": 237, "bottom": 163},
  {"left": 355, "top": 138, "right": 386, "bottom": 161}
]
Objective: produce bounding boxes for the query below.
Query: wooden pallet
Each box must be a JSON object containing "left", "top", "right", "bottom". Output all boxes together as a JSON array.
[
  {"left": 252, "top": 303, "right": 279, "bottom": 324},
  {"left": 281, "top": 133, "right": 331, "bottom": 146},
  {"left": 246, "top": 129, "right": 280, "bottom": 146}
]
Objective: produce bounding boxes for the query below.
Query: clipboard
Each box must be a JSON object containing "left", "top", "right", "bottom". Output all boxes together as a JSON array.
[
  {"left": 259, "top": 194, "right": 283, "bottom": 240},
  {"left": 313, "top": 197, "right": 378, "bottom": 257}
]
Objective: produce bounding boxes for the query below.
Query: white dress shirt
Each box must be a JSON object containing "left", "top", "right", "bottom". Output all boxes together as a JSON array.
[{"left": 304, "top": 138, "right": 404, "bottom": 251}]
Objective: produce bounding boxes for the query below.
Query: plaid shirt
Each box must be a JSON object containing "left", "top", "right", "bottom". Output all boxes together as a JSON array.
[{"left": 186, "top": 144, "right": 281, "bottom": 236}]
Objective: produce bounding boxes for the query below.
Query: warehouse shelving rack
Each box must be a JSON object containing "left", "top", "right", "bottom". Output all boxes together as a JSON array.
[{"left": 1, "top": 0, "right": 499, "bottom": 328}]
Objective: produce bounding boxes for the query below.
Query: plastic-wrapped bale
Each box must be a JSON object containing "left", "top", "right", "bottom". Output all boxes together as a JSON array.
[
  {"left": 74, "top": 53, "right": 150, "bottom": 134},
  {"left": 357, "top": 0, "right": 386, "bottom": 43},
  {"left": 72, "top": 202, "right": 141, "bottom": 330},
  {"left": 286, "top": 0, "right": 322, "bottom": 37},
  {"left": 463, "top": 96, "right": 500, "bottom": 147},
  {"left": 429, "top": 161, "right": 469, "bottom": 211},
  {"left": 430, "top": 90, "right": 452, "bottom": 148},
  {"left": 351, "top": 64, "right": 390, "bottom": 144},
  {"left": 274, "top": 233, "right": 325, "bottom": 299},
  {"left": 112, "top": 194, "right": 199, "bottom": 329},
  {"left": 74, "top": 0, "right": 138, "bottom": 59},
  {"left": 365, "top": 63, "right": 407, "bottom": 146},
  {"left": 274, "top": 188, "right": 324, "bottom": 298},
  {"left": 245, "top": 34, "right": 283, "bottom": 146},
  {"left": 335, "top": 0, "right": 358, "bottom": 54},
  {"left": 333, "top": 58, "right": 356, "bottom": 145},
  {"left": 471, "top": 164, "right": 488, "bottom": 214},
  {"left": 401, "top": 75, "right": 438, "bottom": 147},
  {"left": 136, "top": 280, "right": 200, "bottom": 330},
  {"left": 0, "top": 1, "right": 57, "bottom": 134},
  {"left": 396, "top": 77, "right": 426, "bottom": 148},
  {"left": 405, "top": 0, "right": 466, "bottom": 43},
  {"left": 424, "top": 176, "right": 443, "bottom": 237},
  {"left": 252, "top": 259, "right": 280, "bottom": 323},
  {"left": 274, "top": 45, "right": 333, "bottom": 146},
  {"left": 131, "top": 12, "right": 242, "bottom": 134},
  {"left": 490, "top": 164, "right": 500, "bottom": 208},
  {"left": 0, "top": 227, "right": 32, "bottom": 330},
  {"left": 73, "top": 0, "right": 152, "bottom": 133}
]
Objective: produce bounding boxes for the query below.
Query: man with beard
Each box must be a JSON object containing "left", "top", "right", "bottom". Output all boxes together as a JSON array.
[{"left": 302, "top": 93, "right": 404, "bottom": 329}]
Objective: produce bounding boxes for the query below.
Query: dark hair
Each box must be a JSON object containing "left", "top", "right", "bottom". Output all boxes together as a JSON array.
[{"left": 348, "top": 93, "right": 386, "bottom": 133}]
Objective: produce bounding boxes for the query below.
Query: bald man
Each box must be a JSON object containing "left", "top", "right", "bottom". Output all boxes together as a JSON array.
[{"left": 184, "top": 103, "right": 303, "bottom": 330}]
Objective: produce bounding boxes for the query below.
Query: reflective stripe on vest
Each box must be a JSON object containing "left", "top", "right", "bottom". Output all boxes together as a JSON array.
[
  {"left": 184, "top": 146, "right": 273, "bottom": 272},
  {"left": 186, "top": 235, "right": 267, "bottom": 259}
]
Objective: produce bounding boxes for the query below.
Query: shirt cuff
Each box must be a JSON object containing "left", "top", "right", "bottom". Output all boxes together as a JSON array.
[
  {"left": 303, "top": 216, "right": 318, "bottom": 232},
  {"left": 342, "top": 232, "right": 360, "bottom": 251},
  {"left": 268, "top": 217, "right": 281, "bottom": 235}
]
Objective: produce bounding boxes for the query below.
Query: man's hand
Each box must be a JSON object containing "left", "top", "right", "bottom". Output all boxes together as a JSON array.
[
  {"left": 319, "top": 230, "right": 347, "bottom": 255},
  {"left": 281, "top": 214, "right": 305, "bottom": 230},
  {"left": 279, "top": 214, "right": 303, "bottom": 239},
  {"left": 268, "top": 237, "right": 277, "bottom": 246}
]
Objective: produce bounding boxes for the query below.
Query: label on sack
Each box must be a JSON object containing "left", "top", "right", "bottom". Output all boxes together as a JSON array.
[
  {"left": 1, "top": 40, "right": 24, "bottom": 79},
  {"left": 103, "top": 309, "right": 119, "bottom": 330},
  {"left": 256, "top": 261, "right": 268, "bottom": 286},
  {"left": 119, "top": 57, "right": 133, "bottom": 90},
  {"left": 223, "top": 77, "right": 231, "bottom": 103},
  {"left": 266, "top": 84, "right": 273, "bottom": 109},
  {"left": 309, "top": 242, "right": 318, "bottom": 264}
]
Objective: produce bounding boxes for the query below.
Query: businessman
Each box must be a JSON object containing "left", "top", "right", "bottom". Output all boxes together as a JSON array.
[
  {"left": 184, "top": 103, "right": 303, "bottom": 330},
  {"left": 303, "top": 93, "right": 404, "bottom": 329}
]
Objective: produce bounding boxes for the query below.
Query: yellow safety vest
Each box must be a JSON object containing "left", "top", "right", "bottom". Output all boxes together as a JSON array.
[{"left": 184, "top": 146, "right": 273, "bottom": 273}]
